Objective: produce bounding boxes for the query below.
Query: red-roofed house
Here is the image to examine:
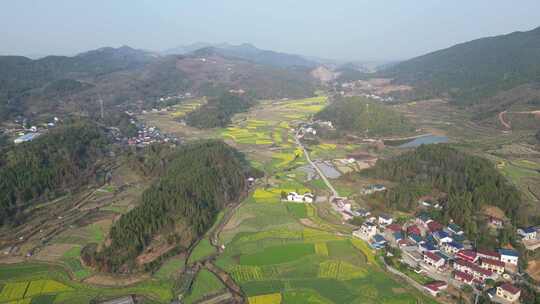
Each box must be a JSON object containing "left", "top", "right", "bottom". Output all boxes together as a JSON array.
[
  {"left": 453, "top": 259, "right": 496, "bottom": 282},
  {"left": 407, "top": 225, "right": 421, "bottom": 236},
  {"left": 427, "top": 221, "right": 444, "bottom": 233},
  {"left": 457, "top": 250, "right": 478, "bottom": 263},
  {"left": 424, "top": 281, "right": 448, "bottom": 296},
  {"left": 477, "top": 249, "right": 500, "bottom": 261},
  {"left": 386, "top": 224, "right": 402, "bottom": 233},
  {"left": 454, "top": 270, "right": 474, "bottom": 285},
  {"left": 480, "top": 258, "right": 505, "bottom": 274},
  {"left": 496, "top": 283, "right": 521, "bottom": 303},
  {"left": 424, "top": 252, "right": 445, "bottom": 269}
]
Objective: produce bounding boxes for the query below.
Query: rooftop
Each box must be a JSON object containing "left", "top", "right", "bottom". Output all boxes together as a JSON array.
[
  {"left": 498, "top": 248, "right": 519, "bottom": 257},
  {"left": 499, "top": 283, "right": 520, "bottom": 295}
]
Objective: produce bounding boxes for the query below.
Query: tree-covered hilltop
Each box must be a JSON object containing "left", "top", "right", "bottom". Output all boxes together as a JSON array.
[
  {"left": 362, "top": 144, "right": 525, "bottom": 239},
  {"left": 88, "top": 141, "right": 251, "bottom": 273},
  {"left": 186, "top": 93, "right": 255, "bottom": 128},
  {"left": 382, "top": 26, "right": 540, "bottom": 104},
  {"left": 0, "top": 121, "right": 109, "bottom": 226},
  {"left": 314, "top": 96, "right": 414, "bottom": 137}
]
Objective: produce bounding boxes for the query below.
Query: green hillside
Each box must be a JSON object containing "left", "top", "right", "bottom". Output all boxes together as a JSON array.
[
  {"left": 88, "top": 141, "right": 250, "bottom": 273},
  {"left": 383, "top": 26, "right": 540, "bottom": 104},
  {"left": 0, "top": 121, "right": 109, "bottom": 226},
  {"left": 314, "top": 96, "right": 414, "bottom": 137}
]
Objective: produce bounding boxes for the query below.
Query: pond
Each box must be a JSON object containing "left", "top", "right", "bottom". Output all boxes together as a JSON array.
[{"left": 398, "top": 135, "right": 449, "bottom": 148}]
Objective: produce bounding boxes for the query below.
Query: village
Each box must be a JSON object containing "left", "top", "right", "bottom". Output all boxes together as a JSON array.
[{"left": 282, "top": 181, "right": 540, "bottom": 303}]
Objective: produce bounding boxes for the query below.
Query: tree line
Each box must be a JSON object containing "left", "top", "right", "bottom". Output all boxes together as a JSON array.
[{"left": 85, "top": 140, "right": 251, "bottom": 273}]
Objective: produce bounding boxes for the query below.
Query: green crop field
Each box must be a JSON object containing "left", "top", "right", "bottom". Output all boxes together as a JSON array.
[
  {"left": 239, "top": 243, "right": 315, "bottom": 266},
  {"left": 183, "top": 269, "right": 225, "bottom": 304},
  {"left": 153, "top": 256, "right": 185, "bottom": 281},
  {"left": 188, "top": 239, "right": 216, "bottom": 264},
  {"left": 0, "top": 263, "right": 174, "bottom": 303}
]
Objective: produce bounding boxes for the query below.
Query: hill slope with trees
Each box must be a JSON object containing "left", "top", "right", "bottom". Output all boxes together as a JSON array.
[
  {"left": 363, "top": 144, "right": 527, "bottom": 242},
  {"left": 0, "top": 46, "right": 317, "bottom": 120},
  {"left": 382, "top": 26, "right": 540, "bottom": 105},
  {"left": 87, "top": 141, "right": 251, "bottom": 273},
  {"left": 0, "top": 121, "right": 109, "bottom": 226},
  {"left": 185, "top": 93, "right": 255, "bottom": 128},
  {"left": 314, "top": 96, "right": 415, "bottom": 137}
]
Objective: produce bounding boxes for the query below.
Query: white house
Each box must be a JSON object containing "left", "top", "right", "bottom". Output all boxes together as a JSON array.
[
  {"left": 495, "top": 283, "right": 521, "bottom": 303},
  {"left": 378, "top": 214, "right": 393, "bottom": 226},
  {"left": 353, "top": 222, "right": 377, "bottom": 241},
  {"left": 518, "top": 227, "right": 537, "bottom": 241},
  {"left": 424, "top": 252, "right": 445, "bottom": 269},
  {"left": 498, "top": 249, "right": 519, "bottom": 266},
  {"left": 286, "top": 192, "right": 314, "bottom": 203}
]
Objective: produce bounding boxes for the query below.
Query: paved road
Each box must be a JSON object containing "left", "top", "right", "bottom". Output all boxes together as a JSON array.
[{"left": 294, "top": 129, "right": 339, "bottom": 199}]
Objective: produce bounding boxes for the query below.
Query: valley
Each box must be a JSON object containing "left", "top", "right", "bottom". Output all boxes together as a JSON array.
[{"left": 1, "top": 19, "right": 540, "bottom": 304}]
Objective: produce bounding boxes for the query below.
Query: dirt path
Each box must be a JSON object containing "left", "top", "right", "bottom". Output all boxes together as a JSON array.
[
  {"left": 498, "top": 109, "right": 540, "bottom": 130},
  {"left": 499, "top": 111, "right": 512, "bottom": 129}
]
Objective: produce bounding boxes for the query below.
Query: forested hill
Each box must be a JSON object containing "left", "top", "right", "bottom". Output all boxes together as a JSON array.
[
  {"left": 192, "top": 43, "right": 317, "bottom": 68},
  {"left": 363, "top": 144, "right": 526, "bottom": 241},
  {"left": 314, "top": 96, "right": 414, "bottom": 137},
  {"left": 0, "top": 121, "right": 109, "bottom": 226},
  {"left": 382, "top": 26, "right": 540, "bottom": 104},
  {"left": 88, "top": 141, "right": 250, "bottom": 273},
  {"left": 1, "top": 45, "right": 316, "bottom": 119},
  {"left": 185, "top": 92, "right": 255, "bottom": 128}
]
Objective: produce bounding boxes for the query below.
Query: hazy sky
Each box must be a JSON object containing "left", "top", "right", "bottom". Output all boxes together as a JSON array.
[{"left": 1, "top": 0, "right": 539, "bottom": 61}]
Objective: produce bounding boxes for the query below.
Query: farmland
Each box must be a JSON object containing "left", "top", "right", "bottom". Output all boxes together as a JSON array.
[{"left": 1, "top": 95, "right": 438, "bottom": 303}]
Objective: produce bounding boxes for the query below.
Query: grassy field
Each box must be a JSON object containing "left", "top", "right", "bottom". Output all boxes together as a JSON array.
[
  {"left": 182, "top": 269, "right": 225, "bottom": 304},
  {"left": 188, "top": 239, "right": 216, "bottom": 264},
  {"left": 0, "top": 263, "right": 174, "bottom": 303}
]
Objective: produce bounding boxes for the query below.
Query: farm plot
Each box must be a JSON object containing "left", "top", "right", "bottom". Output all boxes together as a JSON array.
[
  {"left": 239, "top": 243, "right": 315, "bottom": 266},
  {"left": 183, "top": 269, "right": 225, "bottom": 304},
  {"left": 248, "top": 293, "right": 282, "bottom": 304}
]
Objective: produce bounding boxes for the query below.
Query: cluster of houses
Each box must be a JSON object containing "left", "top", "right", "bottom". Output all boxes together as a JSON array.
[
  {"left": 284, "top": 192, "right": 315, "bottom": 203},
  {"left": 125, "top": 123, "right": 178, "bottom": 147},
  {"left": 360, "top": 184, "right": 387, "bottom": 195},
  {"left": 353, "top": 212, "right": 525, "bottom": 302},
  {"left": 11, "top": 117, "right": 60, "bottom": 144}
]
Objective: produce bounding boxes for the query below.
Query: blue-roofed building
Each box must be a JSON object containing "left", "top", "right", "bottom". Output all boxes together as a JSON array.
[
  {"left": 416, "top": 213, "right": 431, "bottom": 226},
  {"left": 409, "top": 233, "right": 423, "bottom": 244},
  {"left": 518, "top": 227, "right": 537, "bottom": 240},
  {"left": 436, "top": 251, "right": 451, "bottom": 262},
  {"left": 393, "top": 231, "right": 403, "bottom": 242},
  {"left": 426, "top": 234, "right": 437, "bottom": 245},
  {"left": 498, "top": 249, "right": 519, "bottom": 265},
  {"left": 433, "top": 230, "right": 453, "bottom": 244},
  {"left": 419, "top": 241, "right": 438, "bottom": 253},
  {"left": 441, "top": 241, "right": 463, "bottom": 255},
  {"left": 13, "top": 133, "right": 40, "bottom": 144},
  {"left": 371, "top": 234, "right": 387, "bottom": 249},
  {"left": 447, "top": 223, "right": 464, "bottom": 235},
  {"left": 452, "top": 234, "right": 466, "bottom": 243}
]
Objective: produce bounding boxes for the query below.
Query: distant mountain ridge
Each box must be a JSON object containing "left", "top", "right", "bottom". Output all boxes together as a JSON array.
[
  {"left": 382, "top": 26, "right": 540, "bottom": 104},
  {"left": 0, "top": 45, "right": 317, "bottom": 119},
  {"left": 166, "top": 42, "right": 318, "bottom": 68}
]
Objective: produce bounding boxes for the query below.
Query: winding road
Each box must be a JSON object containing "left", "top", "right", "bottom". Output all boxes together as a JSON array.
[{"left": 294, "top": 129, "right": 340, "bottom": 199}]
